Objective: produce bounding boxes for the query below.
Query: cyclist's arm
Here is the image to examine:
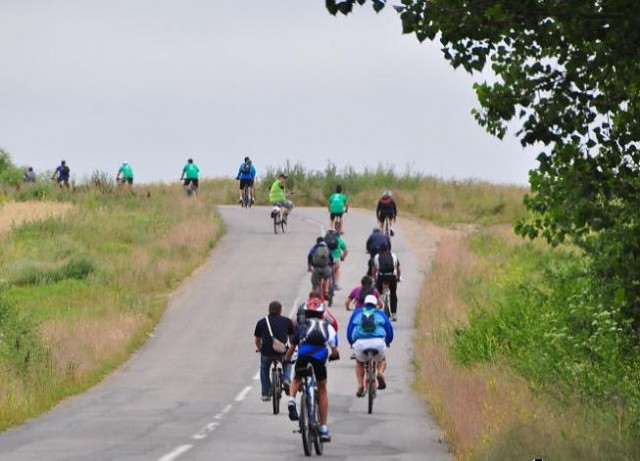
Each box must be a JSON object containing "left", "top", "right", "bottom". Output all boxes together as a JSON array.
[{"left": 254, "top": 335, "right": 261, "bottom": 352}]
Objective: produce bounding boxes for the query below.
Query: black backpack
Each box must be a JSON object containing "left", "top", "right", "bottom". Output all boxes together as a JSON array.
[
  {"left": 324, "top": 230, "right": 338, "bottom": 251},
  {"left": 378, "top": 252, "right": 395, "bottom": 274},
  {"left": 302, "top": 318, "right": 329, "bottom": 345},
  {"left": 241, "top": 162, "right": 251, "bottom": 174},
  {"left": 312, "top": 245, "right": 330, "bottom": 268}
]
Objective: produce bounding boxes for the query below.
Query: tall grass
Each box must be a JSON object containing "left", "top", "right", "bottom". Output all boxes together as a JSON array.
[{"left": 0, "top": 180, "right": 222, "bottom": 429}]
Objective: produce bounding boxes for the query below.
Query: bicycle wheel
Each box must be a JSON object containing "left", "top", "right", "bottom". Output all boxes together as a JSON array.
[
  {"left": 367, "top": 359, "right": 376, "bottom": 414},
  {"left": 312, "top": 388, "right": 324, "bottom": 455},
  {"left": 299, "top": 388, "right": 311, "bottom": 456},
  {"left": 273, "top": 215, "right": 279, "bottom": 234},
  {"left": 271, "top": 366, "right": 280, "bottom": 415},
  {"left": 280, "top": 213, "right": 287, "bottom": 233}
]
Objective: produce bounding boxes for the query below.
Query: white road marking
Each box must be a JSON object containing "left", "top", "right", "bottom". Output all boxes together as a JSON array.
[
  {"left": 253, "top": 372, "right": 259, "bottom": 380},
  {"left": 234, "top": 386, "right": 252, "bottom": 402},
  {"left": 158, "top": 444, "right": 192, "bottom": 461},
  {"left": 214, "top": 404, "right": 232, "bottom": 419},
  {"left": 192, "top": 421, "right": 220, "bottom": 440}
]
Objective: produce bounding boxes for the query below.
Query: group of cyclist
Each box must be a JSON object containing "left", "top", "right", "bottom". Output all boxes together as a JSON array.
[{"left": 254, "top": 183, "right": 400, "bottom": 444}]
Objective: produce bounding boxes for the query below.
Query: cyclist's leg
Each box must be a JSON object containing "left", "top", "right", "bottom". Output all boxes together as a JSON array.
[
  {"left": 317, "top": 378, "right": 329, "bottom": 425},
  {"left": 259, "top": 354, "right": 271, "bottom": 398},
  {"left": 249, "top": 180, "right": 255, "bottom": 202},
  {"left": 389, "top": 278, "right": 398, "bottom": 315},
  {"left": 332, "top": 260, "right": 341, "bottom": 290}
]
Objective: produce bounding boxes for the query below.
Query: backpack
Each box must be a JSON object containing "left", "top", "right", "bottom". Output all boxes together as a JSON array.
[
  {"left": 302, "top": 318, "right": 329, "bottom": 346},
  {"left": 379, "top": 197, "right": 394, "bottom": 214},
  {"left": 378, "top": 252, "right": 395, "bottom": 274},
  {"left": 312, "top": 245, "right": 330, "bottom": 268},
  {"left": 241, "top": 162, "right": 251, "bottom": 174},
  {"left": 358, "top": 309, "right": 377, "bottom": 335},
  {"left": 62, "top": 165, "right": 70, "bottom": 175},
  {"left": 324, "top": 230, "right": 338, "bottom": 251}
]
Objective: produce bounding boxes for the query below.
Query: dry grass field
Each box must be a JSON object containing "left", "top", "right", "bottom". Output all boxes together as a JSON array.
[{"left": 0, "top": 201, "right": 73, "bottom": 239}]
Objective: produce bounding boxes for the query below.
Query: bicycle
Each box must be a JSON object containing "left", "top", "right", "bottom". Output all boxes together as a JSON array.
[
  {"left": 270, "top": 359, "right": 284, "bottom": 415},
  {"left": 295, "top": 363, "right": 323, "bottom": 456},
  {"left": 241, "top": 184, "right": 252, "bottom": 208},
  {"left": 331, "top": 214, "right": 342, "bottom": 234},
  {"left": 363, "top": 348, "right": 380, "bottom": 414},
  {"left": 382, "top": 216, "right": 392, "bottom": 237},
  {"left": 183, "top": 180, "right": 198, "bottom": 197},
  {"left": 271, "top": 205, "right": 288, "bottom": 234}
]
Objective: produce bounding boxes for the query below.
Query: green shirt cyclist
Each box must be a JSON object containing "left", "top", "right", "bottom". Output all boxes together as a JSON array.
[
  {"left": 328, "top": 185, "right": 348, "bottom": 233},
  {"left": 180, "top": 158, "right": 200, "bottom": 190},
  {"left": 117, "top": 161, "right": 134, "bottom": 185},
  {"left": 269, "top": 173, "right": 288, "bottom": 204}
]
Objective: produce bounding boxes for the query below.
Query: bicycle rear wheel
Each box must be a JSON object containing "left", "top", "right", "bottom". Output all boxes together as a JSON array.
[
  {"left": 271, "top": 366, "right": 281, "bottom": 415},
  {"left": 281, "top": 213, "right": 287, "bottom": 233},
  {"left": 383, "top": 286, "right": 391, "bottom": 317},
  {"left": 299, "top": 390, "right": 311, "bottom": 456},
  {"left": 367, "top": 360, "right": 376, "bottom": 414},
  {"left": 312, "top": 389, "right": 324, "bottom": 455},
  {"left": 273, "top": 215, "right": 279, "bottom": 234}
]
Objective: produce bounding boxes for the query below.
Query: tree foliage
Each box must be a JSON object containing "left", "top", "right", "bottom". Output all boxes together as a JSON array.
[{"left": 328, "top": 0, "right": 640, "bottom": 327}]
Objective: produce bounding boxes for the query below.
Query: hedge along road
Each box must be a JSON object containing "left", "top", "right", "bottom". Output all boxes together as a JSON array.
[{"left": 0, "top": 206, "right": 451, "bottom": 461}]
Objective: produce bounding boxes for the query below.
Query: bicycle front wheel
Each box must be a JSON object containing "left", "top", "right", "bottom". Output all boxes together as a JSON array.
[{"left": 299, "top": 390, "right": 311, "bottom": 456}]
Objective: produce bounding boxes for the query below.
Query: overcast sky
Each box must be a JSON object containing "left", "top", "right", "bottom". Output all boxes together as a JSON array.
[{"left": 1, "top": 1, "right": 537, "bottom": 185}]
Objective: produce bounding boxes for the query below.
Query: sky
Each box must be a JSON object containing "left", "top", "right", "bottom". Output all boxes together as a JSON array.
[{"left": 0, "top": 1, "right": 538, "bottom": 185}]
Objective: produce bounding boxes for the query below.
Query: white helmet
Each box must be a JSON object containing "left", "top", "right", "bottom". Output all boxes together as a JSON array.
[
  {"left": 382, "top": 190, "right": 392, "bottom": 198},
  {"left": 364, "top": 294, "right": 378, "bottom": 306}
]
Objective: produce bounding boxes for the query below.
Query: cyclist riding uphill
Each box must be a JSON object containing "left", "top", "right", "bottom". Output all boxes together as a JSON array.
[
  {"left": 285, "top": 301, "right": 339, "bottom": 442},
  {"left": 346, "top": 294, "right": 393, "bottom": 397},
  {"left": 328, "top": 185, "right": 348, "bottom": 233},
  {"left": 377, "top": 190, "right": 397, "bottom": 235},
  {"left": 116, "top": 161, "right": 134, "bottom": 185},
  {"left": 180, "top": 158, "right": 200, "bottom": 190},
  {"left": 269, "top": 172, "right": 293, "bottom": 216},
  {"left": 293, "top": 291, "right": 339, "bottom": 332},
  {"left": 254, "top": 301, "right": 295, "bottom": 401},
  {"left": 236, "top": 156, "right": 257, "bottom": 204},
  {"left": 365, "top": 228, "right": 391, "bottom": 276},
  {"left": 307, "top": 236, "right": 334, "bottom": 295},
  {"left": 324, "top": 229, "right": 348, "bottom": 291},
  {"left": 373, "top": 243, "right": 401, "bottom": 321}
]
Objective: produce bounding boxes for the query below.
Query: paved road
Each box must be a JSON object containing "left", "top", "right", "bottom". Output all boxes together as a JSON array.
[{"left": 0, "top": 206, "right": 451, "bottom": 461}]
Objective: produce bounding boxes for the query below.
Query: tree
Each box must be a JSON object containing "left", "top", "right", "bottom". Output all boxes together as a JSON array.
[{"left": 328, "top": 0, "right": 640, "bottom": 327}]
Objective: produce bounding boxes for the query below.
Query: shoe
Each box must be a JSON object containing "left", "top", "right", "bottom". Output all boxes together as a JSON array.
[
  {"left": 356, "top": 387, "right": 365, "bottom": 398},
  {"left": 319, "top": 428, "right": 331, "bottom": 443},
  {"left": 288, "top": 401, "right": 299, "bottom": 421},
  {"left": 377, "top": 374, "right": 386, "bottom": 390},
  {"left": 390, "top": 228, "right": 395, "bottom": 237},
  {"left": 261, "top": 395, "right": 270, "bottom": 402},
  {"left": 392, "top": 313, "right": 398, "bottom": 322},
  {"left": 283, "top": 381, "right": 290, "bottom": 396}
]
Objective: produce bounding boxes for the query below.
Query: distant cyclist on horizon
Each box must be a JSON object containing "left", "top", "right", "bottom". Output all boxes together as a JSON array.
[
  {"left": 376, "top": 190, "right": 397, "bottom": 236},
  {"left": 51, "top": 160, "right": 70, "bottom": 188},
  {"left": 236, "top": 156, "right": 257, "bottom": 204},
  {"left": 328, "top": 185, "right": 348, "bottom": 234},
  {"left": 180, "top": 158, "right": 200, "bottom": 192},
  {"left": 116, "top": 161, "right": 134, "bottom": 187}
]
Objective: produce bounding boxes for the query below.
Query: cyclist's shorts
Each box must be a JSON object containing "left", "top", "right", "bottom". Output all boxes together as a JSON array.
[
  {"left": 353, "top": 338, "right": 386, "bottom": 363},
  {"left": 311, "top": 266, "right": 333, "bottom": 288},
  {"left": 184, "top": 178, "right": 199, "bottom": 188},
  {"left": 330, "top": 212, "right": 344, "bottom": 220},
  {"left": 377, "top": 212, "right": 394, "bottom": 223},
  {"left": 295, "top": 356, "right": 327, "bottom": 382},
  {"left": 239, "top": 179, "right": 254, "bottom": 189},
  {"left": 122, "top": 178, "right": 133, "bottom": 185}
]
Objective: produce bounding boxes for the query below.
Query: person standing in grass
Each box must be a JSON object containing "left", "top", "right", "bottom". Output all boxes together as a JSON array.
[
  {"left": 52, "top": 160, "right": 70, "bottom": 188},
  {"left": 116, "top": 161, "right": 134, "bottom": 187}
]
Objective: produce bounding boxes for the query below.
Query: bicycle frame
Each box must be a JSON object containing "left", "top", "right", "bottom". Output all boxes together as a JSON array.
[{"left": 296, "top": 364, "right": 323, "bottom": 456}]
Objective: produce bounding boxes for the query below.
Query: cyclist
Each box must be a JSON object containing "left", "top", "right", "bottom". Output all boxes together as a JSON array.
[
  {"left": 180, "top": 158, "right": 200, "bottom": 192},
  {"left": 365, "top": 228, "right": 391, "bottom": 276},
  {"left": 254, "top": 301, "right": 295, "bottom": 401},
  {"left": 293, "top": 291, "right": 339, "bottom": 332},
  {"left": 24, "top": 167, "right": 36, "bottom": 183},
  {"left": 116, "top": 161, "right": 134, "bottom": 186},
  {"left": 327, "top": 185, "right": 348, "bottom": 233},
  {"left": 236, "top": 156, "right": 257, "bottom": 204},
  {"left": 345, "top": 275, "right": 382, "bottom": 311},
  {"left": 285, "top": 301, "right": 339, "bottom": 443},
  {"left": 269, "top": 172, "right": 292, "bottom": 217},
  {"left": 372, "top": 243, "right": 401, "bottom": 321},
  {"left": 376, "top": 190, "right": 397, "bottom": 236},
  {"left": 51, "top": 160, "right": 70, "bottom": 188},
  {"left": 307, "top": 236, "right": 334, "bottom": 298},
  {"left": 346, "top": 294, "right": 393, "bottom": 397},
  {"left": 324, "top": 229, "right": 348, "bottom": 291}
]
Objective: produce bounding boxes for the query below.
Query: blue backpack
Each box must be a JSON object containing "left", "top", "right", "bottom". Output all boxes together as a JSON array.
[{"left": 358, "top": 308, "right": 377, "bottom": 335}]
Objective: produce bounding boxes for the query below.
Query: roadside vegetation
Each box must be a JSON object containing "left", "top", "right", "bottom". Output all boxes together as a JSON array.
[{"left": 2, "top": 152, "right": 637, "bottom": 459}]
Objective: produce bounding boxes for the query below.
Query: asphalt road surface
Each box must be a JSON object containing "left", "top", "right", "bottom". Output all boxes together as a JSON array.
[{"left": 0, "top": 206, "right": 452, "bottom": 461}]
